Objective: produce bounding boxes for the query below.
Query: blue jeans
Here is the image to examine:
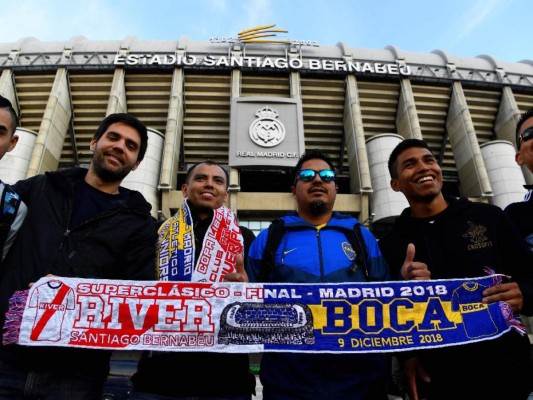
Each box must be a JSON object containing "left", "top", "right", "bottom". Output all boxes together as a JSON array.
[
  {"left": 129, "top": 390, "right": 252, "bottom": 400},
  {"left": 0, "top": 359, "right": 104, "bottom": 399}
]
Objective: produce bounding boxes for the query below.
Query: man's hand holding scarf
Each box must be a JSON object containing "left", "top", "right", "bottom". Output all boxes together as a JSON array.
[{"left": 222, "top": 254, "right": 249, "bottom": 282}]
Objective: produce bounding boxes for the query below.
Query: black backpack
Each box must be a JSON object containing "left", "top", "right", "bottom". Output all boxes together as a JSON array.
[
  {"left": 0, "top": 184, "right": 21, "bottom": 258},
  {"left": 259, "top": 218, "right": 370, "bottom": 282}
]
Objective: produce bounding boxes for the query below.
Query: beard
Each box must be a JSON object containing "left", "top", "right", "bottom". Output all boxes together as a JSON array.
[
  {"left": 92, "top": 151, "right": 134, "bottom": 182},
  {"left": 309, "top": 200, "right": 326, "bottom": 215}
]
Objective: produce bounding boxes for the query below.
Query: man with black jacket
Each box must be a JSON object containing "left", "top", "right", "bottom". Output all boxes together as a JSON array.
[
  {"left": 505, "top": 108, "right": 533, "bottom": 250},
  {"left": 0, "top": 113, "right": 157, "bottom": 399},
  {"left": 504, "top": 108, "right": 533, "bottom": 399},
  {"left": 379, "top": 138, "right": 533, "bottom": 400},
  {"left": 130, "top": 160, "right": 256, "bottom": 400}
]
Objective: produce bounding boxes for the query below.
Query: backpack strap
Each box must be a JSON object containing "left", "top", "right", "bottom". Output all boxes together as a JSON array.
[
  {"left": 0, "top": 184, "right": 21, "bottom": 258},
  {"left": 259, "top": 218, "right": 285, "bottom": 282},
  {"left": 346, "top": 223, "right": 370, "bottom": 279},
  {"left": 259, "top": 219, "right": 370, "bottom": 281}
]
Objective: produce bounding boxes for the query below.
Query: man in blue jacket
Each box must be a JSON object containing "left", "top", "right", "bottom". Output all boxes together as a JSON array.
[
  {"left": 246, "top": 149, "right": 391, "bottom": 400},
  {"left": 0, "top": 113, "right": 157, "bottom": 399}
]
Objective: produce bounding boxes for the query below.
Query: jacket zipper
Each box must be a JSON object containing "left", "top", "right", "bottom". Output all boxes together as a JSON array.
[
  {"left": 58, "top": 203, "right": 124, "bottom": 251},
  {"left": 59, "top": 194, "right": 74, "bottom": 251},
  {"left": 317, "top": 228, "right": 325, "bottom": 281}
]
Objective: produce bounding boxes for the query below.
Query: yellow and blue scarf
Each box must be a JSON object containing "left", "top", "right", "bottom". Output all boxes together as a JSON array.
[
  {"left": 4, "top": 273, "right": 526, "bottom": 353},
  {"left": 157, "top": 199, "right": 243, "bottom": 282}
]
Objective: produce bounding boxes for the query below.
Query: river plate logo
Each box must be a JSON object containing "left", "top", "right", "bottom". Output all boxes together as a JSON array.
[{"left": 218, "top": 302, "right": 315, "bottom": 345}]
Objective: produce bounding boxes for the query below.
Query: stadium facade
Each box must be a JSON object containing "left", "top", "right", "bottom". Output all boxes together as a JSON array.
[{"left": 1, "top": 27, "right": 533, "bottom": 237}]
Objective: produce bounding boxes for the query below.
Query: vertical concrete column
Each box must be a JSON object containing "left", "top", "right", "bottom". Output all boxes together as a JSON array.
[
  {"left": 396, "top": 78, "right": 423, "bottom": 139},
  {"left": 366, "top": 134, "right": 408, "bottom": 222},
  {"left": 122, "top": 128, "right": 165, "bottom": 219},
  {"left": 289, "top": 48, "right": 301, "bottom": 99},
  {"left": 480, "top": 141, "right": 526, "bottom": 209},
  {"left": 0, "top": 69, "right": 17, "bottom": 107},
  {"left": 494, "top": 86, "right": 533, "bottom": 185},
  {"left": 446, "top": 82, "right": 492, "bottom": 198},
  {"left": 228, "top": 47, "right": 243, "bottom": 214},
  {"left": 230, "top": 66, "right": 241, "bottom": 99},
  {"left": 495, "top": 86, "right": 520, "bottom": 143},
  {"left": 228, "top": 167, "right": 240, "bottom": 215},
  {"left": 27, "top": 68, "right": 72, "bottom": 176},
  {"left": 106, "top": 68, "right": 127, "bottom": 114},
  {"left": 107, "top": 38, "right": 132, "bottom": 115},
  {"left": 344, "top": 74, "right": 371, "bottom": 223},
  {"left": 0, "top": 70, "right": 37, "bottom": 183},
  {"left": 160, "top": 66, "right": 185, "bottom": 219},
  {"left": 344, "top": 74, "right": 371, "bottom": 193},
  {"left": 0, "top": 128, "right": 37, "bottom": 183}
]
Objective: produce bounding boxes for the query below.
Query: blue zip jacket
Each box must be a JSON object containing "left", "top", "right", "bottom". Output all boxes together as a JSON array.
[{"left": 246, "top": 211, "right": 390, "bottom": 400}]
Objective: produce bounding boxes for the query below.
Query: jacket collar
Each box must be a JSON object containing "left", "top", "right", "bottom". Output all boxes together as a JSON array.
[{"left": 47, "top": 167, "right": 152, "bottom": 215}]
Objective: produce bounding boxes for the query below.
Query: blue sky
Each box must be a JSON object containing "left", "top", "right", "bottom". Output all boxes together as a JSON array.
[{"left": 2, "top": 0, "right": 531, "bottom": 63}]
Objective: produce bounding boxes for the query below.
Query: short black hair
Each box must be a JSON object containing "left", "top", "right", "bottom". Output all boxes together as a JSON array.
[
  {"left": 93, "top": 113, "right": 148, "bottom": 161},
  {"left": 0, "top": 95, "right": 19, "bottom": 135},
  {"left": 388, "top": 139, "right": 432, "bottom": 179},
  {"left": 516, "top": 108, "right": 533, "bottom": 150},
  {"left": 185, "top": 160, "right": 229, "bottom": 189},
  {"left": 291, "top": 149, "right": 336, "bottom": 184}
]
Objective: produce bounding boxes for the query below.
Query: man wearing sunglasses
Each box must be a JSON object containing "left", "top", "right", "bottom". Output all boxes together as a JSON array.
[
  {"left": 505, "top": 110, "right": 533, "bottom": 399},
  {"left": 505, "top": 108, "right": 533, "bottom": 255},
  {"left": 246, "top": 149, "right": 391, "bottom": 400}
]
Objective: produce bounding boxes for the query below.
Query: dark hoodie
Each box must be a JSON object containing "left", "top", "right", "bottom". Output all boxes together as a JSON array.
[
  {"left": 505, "top": 192, "right": 533, "bottom": 253},
  {"left": 0, "top": 168, "right": 157, "bottom": 379},
  {"left": 379, "top": 196, "right": 533, "bottom": 400}
]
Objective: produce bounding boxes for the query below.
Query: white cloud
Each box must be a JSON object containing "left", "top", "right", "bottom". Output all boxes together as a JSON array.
[
  {"left": 0, "top": 0, "right": 528, "bottom": 62},
  {"left": 455, "top": 0, "right": 504, "bottom": 40},
  {"left": 3, "top": 0, "right": 135, "bottom": 42},
  {"left": 209, "top": 0, "right": 228, "bottom": 12},
  {"left": 242, "top": 0, "right": 274, "bottom": 27}
]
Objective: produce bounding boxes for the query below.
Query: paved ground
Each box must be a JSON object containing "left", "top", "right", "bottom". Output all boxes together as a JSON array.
[
  {"left": 252, "top": 376, "right": 405, "bottom": 400},
  {"left": 251, "top": 377, "right": 533, "bottom": 400},
  {"left": 105, "top": 352, "right": 533, "bottom": 400},
  {"left": 253, "top": 375, "right": 263, "bottom": 399}
]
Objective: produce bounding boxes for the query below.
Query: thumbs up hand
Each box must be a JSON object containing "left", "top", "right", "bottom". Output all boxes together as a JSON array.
[{"left": 400, "top": 243, "right": 431, "bottom": 280}]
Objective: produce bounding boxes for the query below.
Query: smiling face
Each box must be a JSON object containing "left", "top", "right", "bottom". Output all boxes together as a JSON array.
[
  {"left": 182, "top": 163, "right": 228, "bottom": 217},
  {"left": 390, "top": 145, "right": 443, "bottom": 204},
  {"left": 90, "top": 121, "right": 141, "bottom": 182}
]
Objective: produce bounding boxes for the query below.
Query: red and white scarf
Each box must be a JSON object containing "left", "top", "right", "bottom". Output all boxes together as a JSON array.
[{"left": 157, "top": 199, "right": 243, "bottom": 282}]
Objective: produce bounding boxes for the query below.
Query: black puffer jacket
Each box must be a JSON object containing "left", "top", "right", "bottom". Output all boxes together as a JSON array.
[{"left": 0, "top": 168, "right": 157, "bottom": 378}]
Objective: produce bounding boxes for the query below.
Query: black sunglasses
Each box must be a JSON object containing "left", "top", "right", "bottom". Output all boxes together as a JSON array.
[
  {"left": 519, "top": 127, "right": 533, "bottom": 146},
  {"left": 295, "top": 169, "right": 336, "bottom": 184}
]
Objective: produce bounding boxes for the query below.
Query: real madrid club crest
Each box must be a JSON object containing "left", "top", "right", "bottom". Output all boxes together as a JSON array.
[{"left": 249, "top": 105, "right": 286, "bottom": 147}]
